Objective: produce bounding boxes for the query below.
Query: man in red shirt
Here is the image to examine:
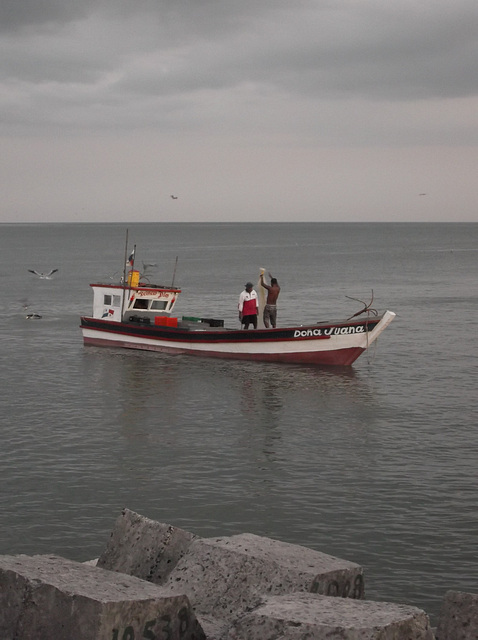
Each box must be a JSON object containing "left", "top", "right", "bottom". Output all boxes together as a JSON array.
[{"left": 238, "top": 282, "right": 259, "bottom": 329}]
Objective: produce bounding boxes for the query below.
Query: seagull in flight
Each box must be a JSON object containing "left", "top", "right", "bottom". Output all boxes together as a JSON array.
[
  {"left": 170, "top": 195, "right": 178, "bottom": 200},
  {"left": 28, "top": 269, "right": 58, "bottom": 279},
  {"left": 140, "top": 262, "right": 158, "bottom": 281}
]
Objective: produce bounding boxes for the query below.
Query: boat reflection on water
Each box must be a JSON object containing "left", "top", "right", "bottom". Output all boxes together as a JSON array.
[{"left": 81, "top": 348, "right": 376, "bottom": 447}]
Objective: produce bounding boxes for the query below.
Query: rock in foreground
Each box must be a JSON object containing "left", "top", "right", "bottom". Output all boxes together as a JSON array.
[{"left": 0, "top": 553, "right": 205, "bottom": 640}]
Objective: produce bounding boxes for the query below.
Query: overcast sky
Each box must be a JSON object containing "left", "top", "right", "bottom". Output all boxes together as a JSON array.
[{"left": 1, "top": 0, "right": 478, "bottom": 223}]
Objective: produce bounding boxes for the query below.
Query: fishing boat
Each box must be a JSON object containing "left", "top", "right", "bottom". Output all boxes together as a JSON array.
[{"left": 80, "top": 255, "right": 395, "bottom": 366}]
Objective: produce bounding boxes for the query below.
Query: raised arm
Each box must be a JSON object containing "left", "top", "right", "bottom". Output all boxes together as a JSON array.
[{"left": 260, "top": 273, "right": 271, "bottom": 291}]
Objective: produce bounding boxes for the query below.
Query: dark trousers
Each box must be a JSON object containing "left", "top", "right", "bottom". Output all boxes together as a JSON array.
[{"left": 242, "top": 314, "right": 257, "bottom": 329}]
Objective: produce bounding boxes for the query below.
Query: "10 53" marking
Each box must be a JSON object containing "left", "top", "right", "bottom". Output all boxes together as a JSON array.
[{"left": 112, "top": 606, "right": 192, "bottom": 640}]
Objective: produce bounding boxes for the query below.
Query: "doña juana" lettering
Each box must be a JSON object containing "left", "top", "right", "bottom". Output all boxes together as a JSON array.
[{"left": 294, "top": 325, "right": 366, "bottom": 338}]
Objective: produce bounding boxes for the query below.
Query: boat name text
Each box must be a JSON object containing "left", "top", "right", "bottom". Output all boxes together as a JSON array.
[
  {"left": 135, "top": 290, "right": 172, "bottom": 298},
  {"left": 294, "top": 325, "right": 367, "bottom": 338}
]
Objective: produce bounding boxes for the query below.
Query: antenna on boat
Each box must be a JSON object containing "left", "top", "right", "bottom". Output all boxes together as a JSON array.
[
  {"left": 171, "top": 256, "right": 178, "bottom": 287},
  {"left": 122, "top": 229, "right": 129, "bottom": 284},
  {"left": 121, "top": 229, "right": 129, "bottom": 319}
]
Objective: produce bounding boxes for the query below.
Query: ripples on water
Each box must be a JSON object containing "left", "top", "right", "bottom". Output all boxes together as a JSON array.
[{"left": 0, "top": 222, "right": 477, "bottom": 624}]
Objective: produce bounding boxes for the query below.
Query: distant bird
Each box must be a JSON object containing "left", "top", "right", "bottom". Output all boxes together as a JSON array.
[
  {"left": 170, "top": 195, "right": 178, "bottom": 200},
  {"left": 28, "top": 269, "right": 58, "bottom": 279},
  {"left": 419, "top": 193, "right": 427, "bottom": 196},
  {"left": 26, "top": 313, "right": 42, "bottom": 319},
  {"left": 140, "top": 262, "right": 158, "bottom": 281}
]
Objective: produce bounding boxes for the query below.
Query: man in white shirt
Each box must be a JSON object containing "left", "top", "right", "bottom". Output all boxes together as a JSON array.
[{"left": 238, "top": 282, "right": 259, "bottom": 329}]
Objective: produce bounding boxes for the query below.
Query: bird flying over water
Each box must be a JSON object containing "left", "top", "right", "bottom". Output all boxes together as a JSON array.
[
  {"left": 140, "top": 262, "right": 158, "bottom": 281},
  {"left": 170, "top": 195, "right": 178, "bottom": 199},
  {"left": 28, "top": 269, "right": 58, "bottom": 279}
]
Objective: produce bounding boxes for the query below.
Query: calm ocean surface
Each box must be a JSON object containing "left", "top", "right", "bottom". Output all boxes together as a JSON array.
[{"left": 0, "top": 222, "right": 477, "bottom": 623}]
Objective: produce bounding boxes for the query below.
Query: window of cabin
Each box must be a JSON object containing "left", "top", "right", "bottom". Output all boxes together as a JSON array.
[
  {"left": 151, "top": 300, "right": 168, "bottom": 310},
  {"left": 113, "top": 295, "right": 121, "bottom": 306},
  {"left": 104, "top": 295, "right": 112, "bottom": 305},
  {"left": 133, "top": 298, "right": 149, "bottom": 309}
]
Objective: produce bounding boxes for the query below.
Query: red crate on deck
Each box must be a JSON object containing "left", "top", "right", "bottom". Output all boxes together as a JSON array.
[{"left": 155, "top": 316, "right": 178, "bottom": 327}]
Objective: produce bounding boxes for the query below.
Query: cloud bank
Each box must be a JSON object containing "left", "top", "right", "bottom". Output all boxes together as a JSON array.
[{"left": 1, "top": 0, "right": 478, "bottom": 221}]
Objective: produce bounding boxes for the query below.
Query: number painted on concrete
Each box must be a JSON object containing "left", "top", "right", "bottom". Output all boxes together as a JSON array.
[
  {"left": 178, "top": 606, "right": 189, "bottom": 637},
  {"left": 111, "top": 626, "right": 135, "bottom": 640},
  {"left": 159, "top": 614, "right": 172, "bottom": 640},
  {"left": 112, "top": 609, "right": 193, "bottom": 640},
  {"left": 310, "top": 574, "right": 364, "bottom": 599},
  {"left": 143, "top": 619, "right": 157, "bottom": 639}
]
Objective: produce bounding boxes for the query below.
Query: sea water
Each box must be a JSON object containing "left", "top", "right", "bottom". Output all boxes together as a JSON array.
[{"left": 0, "top": 222, "right": 477, "bottom": 623}]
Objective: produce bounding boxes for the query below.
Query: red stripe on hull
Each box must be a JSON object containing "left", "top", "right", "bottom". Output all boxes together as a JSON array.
[{"left": 83, "top": 335, "right": 365, "bottom": 366}]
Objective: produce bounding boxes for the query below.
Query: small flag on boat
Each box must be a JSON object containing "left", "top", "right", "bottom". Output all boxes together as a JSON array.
[{"left": 127, "top": 249, "right": 135, "bottom": 267}]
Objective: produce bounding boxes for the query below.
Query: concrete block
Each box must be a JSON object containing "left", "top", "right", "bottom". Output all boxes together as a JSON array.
[
  {"left": 163, "top": 532, "right": 364, "bottom": 621},
  {"left": 97, "top": 508, "right": 197, "bottom": 584},
  {"left": 436, "top": 590, "right": 478, "bottom": 640},
  {"left": 226, "top": 592, "right": 435, "bottom": 640},
  {"left": 0, "top": 554, "right": 205, "bottom": 640}
]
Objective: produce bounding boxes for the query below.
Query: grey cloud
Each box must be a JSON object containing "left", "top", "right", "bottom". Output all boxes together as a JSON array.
[
  {"left": 1, "top": 0, "right": 478, "bottom": 136},
  {"left": 116, "top": 2, "right": 478, "bottom": 103},
  {"left": 0, "top": 0, "right": 93, "bottom": 31}
]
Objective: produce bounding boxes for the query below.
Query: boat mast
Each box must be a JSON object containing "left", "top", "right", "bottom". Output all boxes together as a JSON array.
[
  {"left": 120, "top": 229, "right": 129, "bottom": 319},
  {"left": 171, "top": 256, "right": 178, "bottom": 287}
]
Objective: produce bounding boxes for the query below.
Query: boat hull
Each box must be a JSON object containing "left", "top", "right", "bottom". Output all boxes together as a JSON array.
[{"left": 80, "top": 311, "right": 395, "bottom": 366}]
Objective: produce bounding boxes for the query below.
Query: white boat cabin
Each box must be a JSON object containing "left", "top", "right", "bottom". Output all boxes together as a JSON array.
[{"left": 90, "top": 270, "right": 180, "bottom": 323}]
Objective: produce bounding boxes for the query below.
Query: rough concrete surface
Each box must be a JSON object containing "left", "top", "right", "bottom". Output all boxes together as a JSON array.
[
  {"left": 226, "top": 592, "right": 436, "bottom": 640},
  {"left": 436, "top": 590, "right": 478, "bottom": 640},
  {"left": 162, "top": 532, "right": 363, "bottom": 621},
  {"left": 97, "top": 507, "right": 197, "bottom": 584},
  {"left": 0, "top": 553, "right": 205, "bottom": 640},
  {"left": 0, "top": 509, "right": 446, "bottom": 640}
]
